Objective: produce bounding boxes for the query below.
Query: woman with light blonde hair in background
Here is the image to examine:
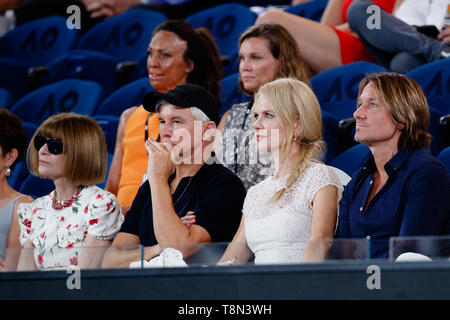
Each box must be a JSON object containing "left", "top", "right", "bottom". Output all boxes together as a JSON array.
[{"left": 184, "top": 78, "right": 343, "bottom": 265}]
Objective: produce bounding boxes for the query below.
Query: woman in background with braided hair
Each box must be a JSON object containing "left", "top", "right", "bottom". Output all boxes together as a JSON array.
[{"left": 183, "top": 78, "right": 343, "bottom": 265}]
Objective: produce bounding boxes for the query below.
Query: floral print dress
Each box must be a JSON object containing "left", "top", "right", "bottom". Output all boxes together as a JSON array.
[{"left": 18, "top": 185, "right": 124, "bottom": 270}]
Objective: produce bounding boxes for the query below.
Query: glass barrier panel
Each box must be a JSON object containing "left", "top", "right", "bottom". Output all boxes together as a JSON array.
[
  {"left": 1, "top": 245, "right": 143, "bottom": 272},
  {"left": 389, "top": 235, "right": 450, "bottom": 262},
  {"left": 1, "top": 238, "right": 371, "bottom": 272},
  {"left": 127, "top": 239, "right": 370, "bottom": 268}
]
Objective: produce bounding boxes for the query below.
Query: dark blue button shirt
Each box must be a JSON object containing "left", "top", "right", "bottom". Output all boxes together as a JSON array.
[
  {"left": 335, "top": 148, "right": 450, "bottom": 259},
  {"left": 120, "top": 158, "right": 246, "bottom": 246}
]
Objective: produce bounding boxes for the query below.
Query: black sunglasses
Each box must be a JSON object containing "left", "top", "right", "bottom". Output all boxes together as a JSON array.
[{"left": 34, "top": 136, "right": 64, "bottom": 155}]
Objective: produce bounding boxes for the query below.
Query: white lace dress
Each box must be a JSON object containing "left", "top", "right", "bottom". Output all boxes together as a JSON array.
[{"left": 244, "top": 162, "right": 343, "bottom": 265}]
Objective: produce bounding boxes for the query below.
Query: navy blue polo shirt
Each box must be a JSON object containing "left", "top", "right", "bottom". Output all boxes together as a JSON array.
[
  {"left": 335, "top": 148, "right": 450, "bottom": 259},
  {"left": 119, "top": 157, "right": 246, "bottom": 246}
]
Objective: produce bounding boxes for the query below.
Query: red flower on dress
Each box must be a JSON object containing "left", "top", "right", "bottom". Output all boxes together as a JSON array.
[
  {"left": 106, "top": 202, "right": 112, "bottom": 211},
  {"left": 66, "top": 224, "right": 72, "bottom": 229},
  {"left": 23, "top": 218, "right": 32, "bottom": 228},
  {"left": 66, "top": 243, "right": 74, "bottom": 249},
  {"left": 32, "top": 207, "right": 38, "bottom": 215},
  {"left": 96, "top": 194, "right": 103, "bottom": 199},
  {"left": 69, "top": 256, "right": 78, "bottom": 266},
  {"left": 89, "top": 219, "right": 99, "bottom": 225},
  {"left": 37, "top": 254, "right": 43, "bottom": 265},
  {"left": 84, "top": 205, "right": 88, "bottom": 214},
  {"left": 40, "top": 232, "right": 45, "bottom": 238},
  {"left": 60, "top": 216, "right": 65, "bottom": 222},
  {"left": 26, "top": 228, "right": 30, "bottom": 234}
]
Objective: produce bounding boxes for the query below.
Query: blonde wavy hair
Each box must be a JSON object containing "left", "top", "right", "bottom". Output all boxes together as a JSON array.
[{"left": 254, "top": 78, "right": 325, "bottom": 203}]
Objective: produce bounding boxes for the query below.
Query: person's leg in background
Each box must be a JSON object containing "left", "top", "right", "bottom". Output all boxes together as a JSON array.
[{"left": 347, "top": 0, "right": 448, "bottom": 72}]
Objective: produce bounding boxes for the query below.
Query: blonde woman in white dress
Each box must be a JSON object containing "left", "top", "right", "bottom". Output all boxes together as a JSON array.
[{"left": 184, "top": 78, "right": 343, "bottom": 265}]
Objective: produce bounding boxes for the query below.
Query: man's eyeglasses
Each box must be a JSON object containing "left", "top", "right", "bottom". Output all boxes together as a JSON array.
[{"left": 34, "top": 136, "right": 64, "bottom": 155}]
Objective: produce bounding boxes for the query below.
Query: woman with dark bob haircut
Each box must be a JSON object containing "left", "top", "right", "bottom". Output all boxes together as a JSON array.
[
  {"left": 335, "top": 72, "right": 450, "bottom": 259},
  {"left": 17, "top": 113, "right": 123, "bottom": 271},
  {"left": 0, "top": 109, "right": 33, "bottom": 270}
]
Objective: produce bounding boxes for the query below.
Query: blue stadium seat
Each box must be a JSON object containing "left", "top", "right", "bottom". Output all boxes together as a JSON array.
[
  {"left": 0, "top": 88, "right": 12, "bottom": 109},
  {"left": 311, "top": 61, "right": 388, "bottom": 120},
  {"left": 6, "top": 121, "right": 38, "bottom": 191},
  {"left": 136, "top": 53, "right": 149, "bottom": 78},
  {"left": 21, "top": 120, "right": 39, "bottom": 143},
  {"left": 429, "top": 106, "right": 445, "bottom": 156},
  {"left": 92, "top": 115, "right": 120, "bottom": 154},
  {"left": 438, "top": 147, "right": 450, "bottom": 172},
  {"left": 19, "top": 175, "right": 54, "bottom": 199},
  {"left": 185, "top": 3, "right": 257, "bottom": 76},
  {"left": 76, "top": 8, "right": 167, "bottom": 63},
  {"left": 7, "top": 161, "right": 29, "bottom": 192},
  {"left": 408, "top": 59, "right": 450, "bottom": 115},
  {"left": 0, "top": 57, "right": 29, "bottom": 102},
  {"left": 220, "top": 72, "right": 250, "bottom": 116},
  {"left": 95, "top": 77, "right": 153, "bottom": 117},
  {"left": 48, "top": 50, "right": 120, "bottom": 97},
  {"left": 97, "top": 153, "right": 113, "bottom": 190},
  {"left": 0, "top": 16, "right": 80, "bottom": 68},
  {"left": 329, "top": 143, "right": 370, "bottom": 177},
  {"left": 10, "top": 79, "right": 103, "bottom": 124},
  {"left": 321, "top": 111, "right": 341, "bottom": 164},
  {"left": 284, "top": 0, "right": 328, "bottom": 21}
]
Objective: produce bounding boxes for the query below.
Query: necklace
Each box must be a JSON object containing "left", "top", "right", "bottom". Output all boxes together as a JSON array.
[
  {"left": 172, "top": 177, "right": 193, "bottom": 207},
  {"left": 52, "top": 186, "right": 83, "bottom": 210}
]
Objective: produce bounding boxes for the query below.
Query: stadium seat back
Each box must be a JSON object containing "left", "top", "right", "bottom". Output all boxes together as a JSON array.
[
  {"left": 92, "top": 115, "right": 120, "bottom": 154},
  {"left": 49, "top": 50, "right": 119, "bottom": 97},
  {"left": 408, "top": 59, "right": 450, "bottom": 114},
  {"left": 0, "top": 16, "right": 80, "bottom": 68},
  {"left": 284, "top": 0, "right": 328, "bottom": 21},
  {"left": 329, "top": 143, "right": 371, "bottom": 177},
  {"left": 185, "top": 3, "right": 257, "bottom": 76},
  {"left": 0, "top": 57, "right": 30, "bottom": 101},
  {"left": 0, "top": 88, "right": 12, "bottom": 109},
  {"left": 438, "top": 147, "right": 450, "bottom": 172},
  {"left": 10, "top": 79, "right": 103, "bottom": 124},
  {"left": 429, "top": 106, "right": 445, "bottom": 156},
  {"left": 19, "top": 175, "right": 54, "bottom": 199},
  {"left": 311, "top": 62, "right": 388, "bottom": 120},
  {"left": 76, "top": 8, "right": 167, "bottom": 62},
  {"left": 321, "top": 111, "right": 341, "bottom": 164},
  {"left": 95, "top": 77, "right": 153, "bottom": 117},
  {"left": 220, "top": 72, "right": 250, "bottom": 116}
]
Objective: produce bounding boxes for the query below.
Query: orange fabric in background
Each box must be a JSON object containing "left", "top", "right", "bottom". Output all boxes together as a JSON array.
[{"left": 117, "top": 106, "right": 160, "bottom": 207}]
